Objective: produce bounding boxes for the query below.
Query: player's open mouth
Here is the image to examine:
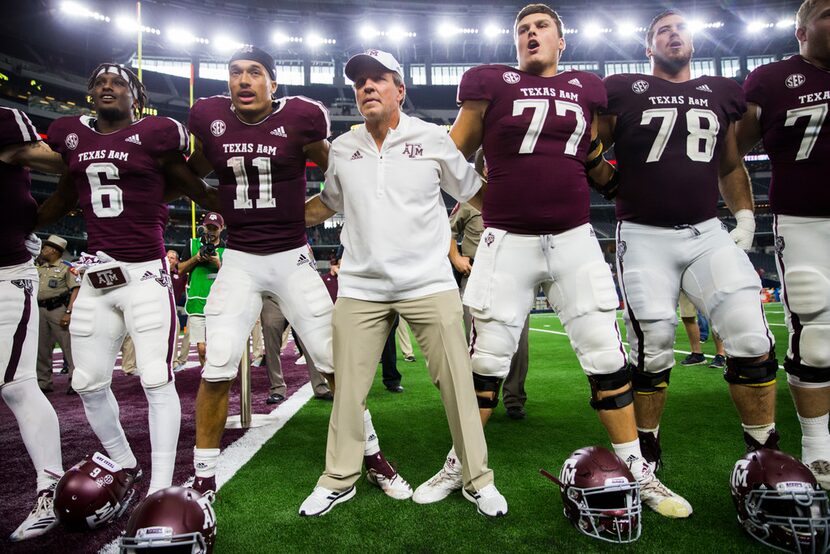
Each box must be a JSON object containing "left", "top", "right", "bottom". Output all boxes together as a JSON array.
[
  {"left": 100, "top": 94, "right": 116, "bottom": 101},
  {"left": 528, "top": 39, "right": 540, "bottom": 51},
  {"left": 670, "top": 40, "right": 683, "bottom": 48},
  {"left": 237, "top": 91, "right": 256, "bottom": 103}
]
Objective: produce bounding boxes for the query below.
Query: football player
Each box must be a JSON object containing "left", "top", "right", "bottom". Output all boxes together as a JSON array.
[
  {"left": 591, "top": 9, "right": 779, "bottom": 499},
  {"left": 0, "top": 107, "right": 65, "bottom": 541},
  {"left": 415, "top": 3, "right": 692, "bottom": 518},
  {"left": 736, "top": 0, "right": 830, "bottom": 488},
  {"left": 186, "top": 46, "right": 407, "bottom": 500},
  {"left": 38, "top": 63, "right": 215, "bottom": 496}
]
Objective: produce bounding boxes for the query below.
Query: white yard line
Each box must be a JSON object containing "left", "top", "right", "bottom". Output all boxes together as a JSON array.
[{"left": 99, "top": 383, "right": 314, "bottom": 554}]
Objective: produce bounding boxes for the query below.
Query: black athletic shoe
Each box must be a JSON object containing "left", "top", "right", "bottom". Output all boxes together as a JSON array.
[
  {"left": 638, "top": 430, "right": 663, "bottom": 472},
  {"left": 744, "top": 429, "right": 780, "bottom": 452}
]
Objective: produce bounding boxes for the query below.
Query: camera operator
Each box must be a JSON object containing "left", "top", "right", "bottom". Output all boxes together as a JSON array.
[{"left": 179, "top": 212, "right": 226, "bottom": 366}]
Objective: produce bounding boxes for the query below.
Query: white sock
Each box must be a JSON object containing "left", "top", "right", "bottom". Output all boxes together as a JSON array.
[
  {"left": 1, "top": 380, "right": 63, "bottom": 491},
  {"left": 743, "top": 423, "right": 776, "bottom": 446},
  {"left": 363, "top": 409, "right": 380, "bottom": 456},
  {"left": 144, "top": 382, "right": 181, "bottom": 493},
  {"left": 194, "top": 447, "right": 220, "bottom": 478},
  {"left": 612, "top": 439, "right": 645, "bottom": 478},
  {"left": 637, "top": 426, "right": 659, "bottom": 436},
  {"left": 799, "top": 413, "right": 830, "bottom": 461},
  {"left": 79, "top": 387, "right": 137, "bottom": 470}
]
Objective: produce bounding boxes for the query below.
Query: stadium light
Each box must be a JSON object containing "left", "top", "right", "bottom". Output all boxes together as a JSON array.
[
  {"left": 387, "top": 26, "right": 413, "bottom": 43},
  {"left": 437, "top": 23, "right": 478, "bottom": 40},
  {"left": 166, "top": 27, "right": 209, "bottom": 45},
  {"left": 483, "top": 24, "right": 510, "bottom": 39},
  {"left": 747, "top": 20, "right": 772, "bottom": 34},
  {"left": 306, "top": 33, "right": 336, "bottom": 48},
  {"left": 617, "top": 22, "right": 644, "bottom": 37},
  {"left": 687, "top": 19, "right": 705, "bottom": 33},
  {"left": 360, "top": 25, "right": 379, "bottom": 40},
  {"left": 114, "top": 16, "right": 160, "bottom": 35},
  {"left": 213, "top": 36, "right": 245, "bottom": 53},
  {"left": 775, "top": 18, "right": 794, "bottom": 29},
  {"left": 583, "top": 23, "right": 611, "bottom": 39},
  {"left": 60, "top": 1, "right": 110, "bottom": 22}
]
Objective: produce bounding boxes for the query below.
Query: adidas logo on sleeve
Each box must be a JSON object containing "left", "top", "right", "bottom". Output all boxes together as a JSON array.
[{"left": 125, "top": 133, "right": 142, "bottom": 145}]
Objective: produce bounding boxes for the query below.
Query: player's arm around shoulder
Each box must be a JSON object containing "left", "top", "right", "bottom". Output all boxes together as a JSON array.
[
  {"left": 158, "top": 149, "right": 220, "bottom": 212},
  {"left": 718, "top": 122, "right": 755, "bottom": 250},
  {"left": 305, "top": 139, "right": 340, "bottom": 227},
  {"left": 586, "top": 111, "right": 619, "bottom": 200},
  {"left": 735, "top": 103, "right": 762, "bottom": 158},
  {"left": 37, "top": 171, "right": 77, "bottom": 229},
  {"left": 1, "top": 141, "right": 65, "bottom": 174}
]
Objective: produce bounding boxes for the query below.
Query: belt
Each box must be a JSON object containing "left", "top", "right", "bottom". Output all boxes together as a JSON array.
[{"left": 38, "top": 293, "right": 70, "bottom": 311}]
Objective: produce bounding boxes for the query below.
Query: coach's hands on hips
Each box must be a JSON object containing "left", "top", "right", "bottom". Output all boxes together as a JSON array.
[
  {"left": 729, "top": 209, "right": 756, "bottom": 251},
  {"left": 25, "top": 233, "right": 42, "bottom": 257}
]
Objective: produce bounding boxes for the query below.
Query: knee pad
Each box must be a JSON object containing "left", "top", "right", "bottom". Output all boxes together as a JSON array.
[
  {"left": 69, "top": 298, "right": 95, "bottom": 337},
  {"left": 631, "top": 365, "right": 672, "bottom": 394},
  {"left": 784, "top": 267, "right": 829, "bottom": 316},
  {"left": 140, "top": 362, "right": 171, "bottom": 389},
  {"left": 473, "top": 373, "right": 502, "bottom": 410},
  {"left": 587, "top": 367, "right": 633, "bottom": 410},
  {"left": 130, "top": 295, "right": 165, "bottom": 334},
  {"left": 724, "top": 351, "right": 778, "bottom": 386},
  {"left": 470, "top": 324, "right": 516, "bottom": 379},
  {"left": 798, "top": 325, "right": 830, "bottom": 368},
  {"left": 784, "top": 356, "right": 830, "bottom": 386}
]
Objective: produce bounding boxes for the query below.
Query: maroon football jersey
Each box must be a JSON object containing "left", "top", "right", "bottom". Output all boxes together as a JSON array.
[
  {"left": 744, "top": 55, "right": 830, "bottom": 217},
  {"left": 322, "top": 271, "right": 338, "bottom": 301},
  {"left": 0, "top": 107, "right": 40, "bottom": 267},
  {"left": 47, "top": 115, "right": 188, "bottom": 262},
  {"left": 604, "top": 74, "right": 746, "bottom": 226},
  {"left": 457, "top": 65, "right": 606, "bottom": 234},
  {"left": 188, "top": 95, "right": 330, "bottom": 254}
]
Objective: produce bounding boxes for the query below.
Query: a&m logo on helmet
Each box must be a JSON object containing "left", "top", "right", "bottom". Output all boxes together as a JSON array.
[
  {"left": 785, "top": 74, "right": 805, "bottom": 89},
  {"left": 210, "top": 119, "right": 226, "bottom": 137},
  {"left": 560, "top": 458, "right": 577, "bottom": 484},
  {"left": 631, "top": 80, "right": 649, "bottom": 94},
  {"left": 502, "top": 71, "right": 521, "bottom": 84},
  {"left": 65, "top": 133, "right": 79, "bottom": 150}
]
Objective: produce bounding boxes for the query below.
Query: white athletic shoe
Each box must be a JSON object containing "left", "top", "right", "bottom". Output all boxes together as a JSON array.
[
  {"left": 412, "top": 454, "right": 463, "bottom": 504},
  {"left": 10, "top": 488, "right": 58, "bottom": 542},
  {"left": 807, "top": 459, "right": 830, "bottom": 491},
  {"left": 299, "top": 486, "right": 356, "bottom": 516},
  {"left": 367, "top": 469, "right": 413, "bottom": 500},
  {"left": 462, "top": 484, "right": 508, "bottom": 517},
  {"left": 637, "top": 465, "right": 693, "bottom": 518}
]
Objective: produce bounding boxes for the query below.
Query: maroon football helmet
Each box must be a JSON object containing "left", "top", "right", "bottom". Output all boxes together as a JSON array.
[
  {"left": 542, "top": 446, "right": 641, "bottom": 543},
  {"left": 731, "top": 448, "right": 830, "bottom": 553},
  {"left": 54, "top": 452, "right": 136, "bottom": 530},
  {"left": 118, "top": 486, "right": 216, "bottom": 554}
]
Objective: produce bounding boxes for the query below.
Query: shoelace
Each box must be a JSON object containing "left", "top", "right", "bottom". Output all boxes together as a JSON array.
[{"left": 33, "top": 494, "right": 54, "bottom": 518}]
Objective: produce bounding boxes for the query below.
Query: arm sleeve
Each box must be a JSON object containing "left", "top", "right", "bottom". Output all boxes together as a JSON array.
[
  {"left": 187, "top": 99, "right": 208, "bottom": 146},
  {"left": 725, "top": 79, "right": 748, "bottom": 122},
  {"left": 0, "top": 108, "right": 41, "bottom": 148},
  {"left": 448, "top": 203, "right": 464, "bottom": 241},
  {"left": 45, "top": 118, "right": 68, "bottom": 159},
  {"left": 457, "top": 66, "right": 493, "bottom": 105},
  {"left": 319, "top": 151, "right": 344, "bottom": 212},
  {"left": 152, "top": 117, "right": 190, "bottom": 156},
  {"left": 297, "top": 97, "right": 331, "bottom": 143},
  {"left": 436, "top": 130, "right": 481, "bottom": 202},
  {"left": 601, "top": 75, "right": 624, "bottom": 116},
  {"left": 589, "top": 73, "right": 609, "bottom": 113}
]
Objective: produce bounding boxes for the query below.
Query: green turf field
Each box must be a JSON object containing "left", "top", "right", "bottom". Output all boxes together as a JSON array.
[{"left": 215, "top": 303, "right": 795, "bottom": 553}]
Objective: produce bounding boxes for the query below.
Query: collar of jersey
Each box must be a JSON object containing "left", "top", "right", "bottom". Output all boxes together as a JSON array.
[
  {"left": 229, "top": 98, "right": 286, "bottom": 126},
  {"left": 80, "top": 115, "right": 147, "bottom": 136}
]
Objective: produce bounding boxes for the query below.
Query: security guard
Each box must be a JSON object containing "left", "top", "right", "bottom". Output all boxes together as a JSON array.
[{"left": 36, "top": 234, "right": 78, "bottom": 393}]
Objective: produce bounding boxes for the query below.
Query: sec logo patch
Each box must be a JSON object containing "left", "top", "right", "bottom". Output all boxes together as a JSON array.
[
  {"left": 785, "top": 74, "right": 805, "bottom": 89},
  {"left": 502, "top": 71, "right": 521, "bottom": 84},
  {"left": 631, "top": 80, "right": 649, "bottom": 94},
  {"left": 210, "top": 120, "right": 226, "bottom": 137},
  {"left": 65, "top": 133, "right": 79, "bottom": 150}
]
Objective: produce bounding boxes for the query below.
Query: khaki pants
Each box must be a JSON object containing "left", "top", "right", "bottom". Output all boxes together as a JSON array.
[
  {"left": 396, "top": 317, "right": 414, "bottom": 358},
  {"left": 176, "top": 313, "right": 190, "bottom": 365},
  {"left": 36, "top": 306, "right": 74, "bottom": 389},
  {"left": 502, "top": 315, "right": 529, "bottom": 409},
  {"left": 318, "top": 290, "right": 493, "bottom": 492},
  {"left": 121, "top": 334, "right": 137, "bottom": 374}
]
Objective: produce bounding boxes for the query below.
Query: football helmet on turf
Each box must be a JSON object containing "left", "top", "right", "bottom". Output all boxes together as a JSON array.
[
  {"left": 118, "top": 486, "right": 216, "bottom": 554},
  {"left": 731, "top": 448, "right": 830, "bottom": 553},
  {"left": 54, "top": 452, "right": 137, "bottom": 530},
  {"left": 542, "top": 446, "right": 641, "bottom": 543}
]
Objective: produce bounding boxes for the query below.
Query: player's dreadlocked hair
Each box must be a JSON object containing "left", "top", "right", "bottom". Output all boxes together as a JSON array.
[{"left": 87, "top": 63, "right": 148, "bottom": 120}]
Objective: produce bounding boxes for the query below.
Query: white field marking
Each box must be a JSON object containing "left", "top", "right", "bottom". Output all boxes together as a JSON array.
[
  {"left": 768, "top": 323, "right": 788, "bottom": 327},
  {"left": 99, "top": 383, "right": 315, "bottom": 554},
  {"left": 529, "top": 327, "right": 786, "bottom": 370}
]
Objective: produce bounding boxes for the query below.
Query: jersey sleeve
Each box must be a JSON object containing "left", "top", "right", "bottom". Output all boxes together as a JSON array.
[
  {"left": 722, "top": 79, "right": 747, "bottom": 122},
  {"left": 45, "top": 117, "right": 71, "bottom": 160},
  {"left": 148, "top": 116, "right": 190, "bottom": 157},
  {"left": 742, "top": 66, "right": 766, "bottom": 106},
  {"left": 187, "top": 97, "right": 212, "bottom": 147},
  {"left": 601, "top": 75, "right": 627, "bottom": 116},
  {"left": 585, "top": 72, "right": 608, "bottom": 113},
  {"left": 294, "top": 96, "right": 331, "bottom": 143},
  {"left": 457, "top": 66, "right": 494, "bottom": 105},
  {"left": 0, "top": 107, "right": 40, "bottom": 148}
]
